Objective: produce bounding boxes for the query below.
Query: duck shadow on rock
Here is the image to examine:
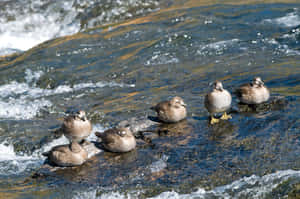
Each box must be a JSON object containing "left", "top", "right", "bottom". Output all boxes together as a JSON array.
[
  {"left": 156, "top": 119, "right": 192, "bottom": 136},
  {"left": 137, "top": 119, "right": 192, "bottom": 138},
  {"left": 237, "top": 96, "right": 288, "bottom": 113},
  {"left": 31, "top": 156, "right": 101, "bottom": 183},
  {"left": 137, "top": 119, "right": 195, "bottom": 150},
  {"left": 101, "top": 149, "right": 138, "bottom": 164}
]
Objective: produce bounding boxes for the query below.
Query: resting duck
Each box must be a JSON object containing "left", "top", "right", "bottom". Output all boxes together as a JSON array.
[
  {"left": 43, "top": 142, "right": 88, "bottom": 167},
  {"left": 236, "top": 77, "right": 270, "bottom": 104},
  {"left": 95, "top": 127, "right": 136, "bottom": 153},
  {"left": 151, "top": 96, "right": 187, "bottom": 123}
]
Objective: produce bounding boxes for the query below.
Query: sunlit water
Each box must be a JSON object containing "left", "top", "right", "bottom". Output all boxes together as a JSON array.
[{"left": 0, "top": 0, "right": 299, "bottom": 198}]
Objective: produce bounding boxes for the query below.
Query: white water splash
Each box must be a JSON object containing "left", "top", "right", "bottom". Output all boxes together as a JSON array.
[
  {"left": 263, "top": 10, "right": 300, "bottom": 27},
  {"left": 0, "top": 69, "right": 134, "bottom": 120},
  {"left": 73, "top": 190, "right": 141, "bottom": 199},
  {"left": 0, "top": 136, "right": 70, "bottom": 175},
  {"left": 0, "top": 141, "right": 41, "bottom": 175},
  {"left": 0, "top": 141, "right": 31, "bottom": 161},
  {"left": 264, "top": 38, "right": 300, "bottom": 56},
  {"left": 0, "top": 98, "right": 52, "bottom": 120},
  {"left": 149, "top": 170, "right": 300, "bottom": 199},
  {"left": 0, "top": 79, "right": 134, "bottom": 99},
  {"left": 0, "top": 1, "right": 79, "bottom": 55}
]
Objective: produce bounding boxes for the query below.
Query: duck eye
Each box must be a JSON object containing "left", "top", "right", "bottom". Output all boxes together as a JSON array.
[{"left": 118, "top": 131, "right": 126, "bottom": 136}]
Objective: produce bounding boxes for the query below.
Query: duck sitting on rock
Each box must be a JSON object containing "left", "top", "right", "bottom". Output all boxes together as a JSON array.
[
  {"left": 235, "top": 77, "right": 270, "bottom": 104},
  {"left": 95, "top": 127, "right": 136, "bottom": 153},
  {"left": 42, "top": 142, "right": 88, "bottom": 167},
  {"left": 151, "top": 96, "right": 187, "bottom": 123},
  {"left": 205, "top": 81, "right": 232, "bottom": 124}
]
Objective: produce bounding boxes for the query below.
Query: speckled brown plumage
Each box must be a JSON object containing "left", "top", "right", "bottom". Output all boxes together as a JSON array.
[{"left": 95, "top": 127, "right": 136, "bottom": 153}]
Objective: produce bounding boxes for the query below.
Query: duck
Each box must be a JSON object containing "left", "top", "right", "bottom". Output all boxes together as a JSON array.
[
  {"left": 151, "top": 96, "right": 187, "bottom": 123},
  {"left": 95, "top": 127, "right": 136, "bottom": 153},
  {"left": 42, "top": 142, "right": 88, "bottom": 167},
  {"left": 205, "top": 81, "right": 232, "bottom": 124},
  {"left": 235, "top": 77, "right": 270, "bottom": 104},
  {"left": 61, "top": 110, "right": 92, "bottom": 143}
]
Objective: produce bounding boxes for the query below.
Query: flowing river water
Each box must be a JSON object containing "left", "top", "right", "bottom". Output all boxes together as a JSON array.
[{"left": 0, "top": 0, "right": 299, "bottom": 198}]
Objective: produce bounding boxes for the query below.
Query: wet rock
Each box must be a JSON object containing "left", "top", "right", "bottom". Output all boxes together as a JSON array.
[
  {"left": 117, "top": 115, "right": 160, "bottom": 136},
  {"left": 36, "top": 75, "right": 57, "bottom": 89},
  {"left": 288, "top": 183, "right": 300, "bottom": 199},
  {"left": 89, "top": 110, "right": 106, "bottom": 124},
  {"left": 266, "top": 179, "right": 300, "bottom": 199}
]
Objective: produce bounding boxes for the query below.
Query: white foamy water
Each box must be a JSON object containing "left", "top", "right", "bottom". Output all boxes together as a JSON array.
[
  {"left": 263, "top": 9, "right": 300, "bottom": 27},
  {"left": 0, "top": 141, "right": 32, "bottom": 161},
  {"left": 150, "top": 170, "right": 300, "bottom": 199},
  {"left": 0, "top": 141, "right": 41, "bottom": 175},
  {"left": 264, "top": 38, "right": 300, "bottom": 56},
  {"left": 145, "top": 51, "right": 179, "bottom": 66},
  {"left": 0, "top": 0, "right": 160, "bottom": 56},
  {"left": 72, "top": 170, "right": 300, "bottom": 199},
  {"left": 73, "top": 189, "right": 143, "bottom": 199},
  {"left": 148, "top": 155, "right": 168, "bottom": 173},
  {"left": 0, "top": 69, "right": 134, "bottom": 120},
  {"left": 0, "top": 79, "right": 134, "bottom": 99},
  {"left": 74, "top": 190, "right": 137, "bottom": 199},
  {"left": 0, "top": 98, "right": 52, "bottom": 120},
  {"left": 0, "top": 137, "right": 69, "bottom": 175},
  {"left": 0, "top": 1, "right": 80, "bottom": 55},
  {"left": 196, "top": 39, "right": 240, "bottom": 56},
  {"left": 87, "top": 123, "right": 107, "bottom": 142}
]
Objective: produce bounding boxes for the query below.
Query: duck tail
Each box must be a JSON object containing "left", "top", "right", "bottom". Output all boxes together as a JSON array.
[
  {"left": 95, "top": 132, "right": 103, "bottom": 138},
  {"left": 42, "top": 151, "right": 50, "bottom": 157}
]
